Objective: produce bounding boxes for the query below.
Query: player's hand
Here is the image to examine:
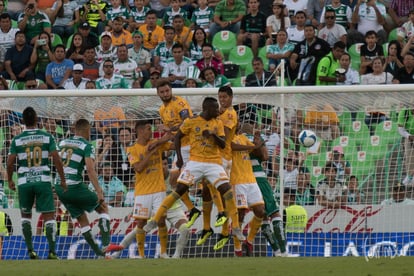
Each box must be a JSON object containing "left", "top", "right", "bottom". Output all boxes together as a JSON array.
[
  {"left": 202, "top": 130, "right": 211, "bottom": 138},
  {"left": 8, "top": 180, "right": 15, "bottom": 191},
  {"left": 61, "top": 180, "right": 68, "bottom": 193}
]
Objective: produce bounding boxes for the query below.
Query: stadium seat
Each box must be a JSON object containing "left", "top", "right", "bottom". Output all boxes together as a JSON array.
[
  {"left": 373, "top": 120, "right": 401, "bottom": 145},
  {"left": 348, "top": 43, "right": 364, "bottom": 71},
  {"left": 228, "top": 45, "right": 254, "bottom": 71},
  {"left": 330, "top": 135, "right": 356, "bottom": 157},
  {"left": 347, "top": 120, "right": 370, "bottom": 146},
  {"left": 382, "top": 42, "right": 389, "bottom": 57},
  {"left": 362, "top": 134, "right": 390, "bottom": 160},
  {"left": 388, "top": 28, "right": 398, "bottom": 42},
  {"left": 51, "top": 33, "right": 63, "bottom": 48},
  {"left": 144, "top": 79, "right": 152, "bottom": 88},
  {"left": 212, "top": 31, "right": 237, "bottom": 58},
  {"left": 347, "top": 150, "right": 375, "bottom": 179}
]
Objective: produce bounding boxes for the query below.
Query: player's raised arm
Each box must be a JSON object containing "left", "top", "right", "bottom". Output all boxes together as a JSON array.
[{"left": 85, "top": 157, "right": 104, "bottom": 203}]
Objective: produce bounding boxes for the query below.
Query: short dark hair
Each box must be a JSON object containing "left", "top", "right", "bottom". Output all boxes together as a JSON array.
[
  {"left": 135, "top": 120, "right": 151, "bottom": 131},
  {"left": 202, "top": 97, "right": 218, "bottom": 110},
  {"left": 146, "top": 10, "right": 157, "bottom": 17},
  {"left": 218, "top": 85, "right": 233, "bottom": 97},
  {"left": 23, "top": 107, "right": 37, "bottom": 127},
  {"left": 172, "top": 43, "right": 184, "bottom": 51},
  {"left": 53, "top": 44, "right": 66, "bottom": 52},
  {"left": 0, "top": 13, "right": 11, "bottom": 20},
  {"left": 156, "top": 79, "right": 172, "bottom": 90},
  {"left": 164, "top": 25, "right": 175, "bottom": 32},
  {"left": 365, "top": 30, "right": 377, "bottom": 38},
  {"left": 75, "top": 118, "right": 90, "bottom": 131},
  {"left": 333, "top": 41, "right": 346, "bottom": 50},
  {"left": 118, "top": 126, "right": 131, "bottom": 135},
  {"left": 324, "top": 162, "right": 337, "bottom": 173}
]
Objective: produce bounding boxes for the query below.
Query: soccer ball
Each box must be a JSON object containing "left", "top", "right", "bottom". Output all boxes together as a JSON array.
[{"left": 298, "top": 130, "right": 317, "bottom": 147}]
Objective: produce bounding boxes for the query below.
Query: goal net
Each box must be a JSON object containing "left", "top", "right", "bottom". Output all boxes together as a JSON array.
[{"left": 1, "top": 85, "right": 414, "bottom": 259}]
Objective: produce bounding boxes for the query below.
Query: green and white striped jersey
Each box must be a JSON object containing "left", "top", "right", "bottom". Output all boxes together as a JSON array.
[
  {"left": 9, "top": 129, "right": 57, "bottom": 185},
  {"left": 58, "top": 136, "right": 95, "bottom": 186}
]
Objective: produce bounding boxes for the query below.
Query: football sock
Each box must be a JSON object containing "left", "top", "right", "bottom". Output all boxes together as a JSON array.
[
  {"left": 261, "top": 221, "right": 279, "bottom": 251},
  {"left": 272, "top": 217, "right": 286, "bottom": 253},
  {"left": 98, "top": 213, "right": 111, "bottom": 247},
  {"left": 136, "top": 227, "right": 146, "bottom": 257},
  {"left": 222, "top": 190, "right": 240, "bottom": 229},
  {"left": 22, "top": 219, "right": 33, "bottom": 252},
  {"left": 208, "top": 184, "right": 224, "bottom": 213},
  {"left": 202, "top": 200, "right": 213, "bottom": 230},
  {"left": 81, "top": 226, "right": 104, "bottom": 256},
  {"left": 153, "top": 191, "right": 181, "bottom": 222},
  {"left": 158, "top": 226, "right": 168, "bottom": 255},
  {"left": 247, "top": 215, "right": 263, "bottom": 243},
  {"left": 45, "top": 220, "right": 57, "bottom": 253},
  {"left": 181, "top": 191, "right": 195, "bottom": 211}
]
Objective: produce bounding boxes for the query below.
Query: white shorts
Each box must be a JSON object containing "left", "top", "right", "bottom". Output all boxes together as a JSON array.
[
  {"left": 234, "top": 183, "right": 264, "bottom": 209},
  {"left": 166, "top": 201, "right": 187, "bottom": 227},
  {"left": 132, "top": 191, "right": 166, "bottom": 219},
  {"left": 222, "top": 158, "right": 232, "bottom": 177},
  {"left": 171, "top": 145, "right": 190, "bottom": 171},
  {"left": 178, "top": 161, "right": 229, "bottom": 188}
]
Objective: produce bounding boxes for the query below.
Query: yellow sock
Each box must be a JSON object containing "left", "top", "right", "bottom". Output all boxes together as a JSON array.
[
  {"left": 158, "top": 226, "right": 168, "bottom": 255},
  {"left": 208, "top": 185, "right": 224, "bottom": 213},
  {"left": 136, "top": 227, "right": 146, "bottom": 257},
  {"left": 233, "top": 236, "right": 241, "bottom": 251},
  {"left": 153, "top": 191, "right": 181, "bottom": 222},
  {"left": 202, "top": 200, "right": 213, "bottom": 230},
  {"left": 247, "top": 215, "right": 263, "bottom": 243},
  {"left": 221, "top": 219, "right": 230, "bottom": 236},
  {"left": 222, "top": 190, "right": 240, "bottom": 230},
  {"left": 181, "top": 191, "right": 195, "bottom": 211}
]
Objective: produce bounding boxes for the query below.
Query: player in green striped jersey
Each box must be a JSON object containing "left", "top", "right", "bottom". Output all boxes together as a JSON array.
[
  {"left": 54, "top": 118, "right": 122, "bottom": 257},
  {"left": 7, "top": 107, "right": 67, "bottom": 260}
]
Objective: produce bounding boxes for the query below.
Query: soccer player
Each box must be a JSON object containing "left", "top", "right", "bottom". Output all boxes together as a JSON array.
[
  {"left": 157, "top": 80, "right": 201, "bottom": 227},
  {"left": 241, "top": 123, "right": 287, "bottom": 256},
  {"left": 124, "top": 120, "right": 174, "bottom": 258},
  {"left": 230, "top": 129, "right": 266, "bottom": 256},
  {"left": 6, "top": 107, "right": 67, "bottom": 260},
  {"left": 144, "top": 97, "right": 245, "bottom": 244},
  {"left": 54, "top": 118, "right": 122, "bottom": 257},
  {"left": 109, "top": 154, "right": 190, "bottom": 259}
]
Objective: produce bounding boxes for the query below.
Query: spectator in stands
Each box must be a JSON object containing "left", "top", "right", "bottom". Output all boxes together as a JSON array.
[
  {"left": 110, "top": 16, "right": 133, "bottom": 48},
  {"left": 95, "top": 162, "right": 125, "bottom": 208},
  {"left": 129, "top": 0, "right": 150, "bottom": 32},
  {"left": 191, "top": 0, "right": 214, "bottom": 37},
  {"left": 148, "top": 67, "right": 161, "bottom": 87},
  {"left": 307, "top": 0, "right": 330, "bottom": 28},
  {"left": 85, "top": 80, "right": 96, "bottom": 89},
  {"left": 96, "top": 59, "right": 130, "bottom": 89},
  {"left": 245, "top": 57, "right": 277, "bottom": 87},
  {"left": 304, "top": 103, "right": 340, "bottom": 141},
  {"left": 289, "top": 24, "right": 331, "bottom": 85},
  {"left": 284, "top": 0, "right": 308, "bottom": 25},
  {"left": 30, "top": 31, "right": 54, "bottom": 82},
  {"left": 45, "top": 44, "right": 73, "bottom": 89},
  {"left": 195, "top": 43, "right": 223, "bottom": 74},
  {"left": 96, "top": 134, "right": 116, "bottom": 164},
  {"left": 318, "top": 10, "right": 348, "bottom": 48},
  {"left": 0, "top": 210, "right": 13, "bottom": 235},
  {"left": 24, "top": 72, "right": 48, "bottom": 89},
  {"left": 273, "top": 150, "right": 300, "bottom": 190},
  {"left": 348, "top": 0, "right": 387, "bottom": 46},
  {"left": 345, "top": 175, "right": 363, "bottom": 204},
  {"left": 82, "top": 46, "right": 100, "bottom": 81},
  {"left": 283, "top": 187, "right": 308, "bottom": 236},
  {"left": 286, "top": 10, "right": 306, "bottom": 46},
  {"left": 316, "top": 162, "right": 345, "bottom": 209},
  {"left": 63, "top": 64, "right": 90, "bottom": 90},
  {"left": 153, "top": 26, "right": 176, "bottom": 71},
  {"left": 189, "top": 27, "right": 222, "bottom": 64},
  {"left": 266, "top": 0, "right": 290, "bottom": 45},
  {"left": 49, "top": 0, "right": 80, "bottom": 41},
  {"left": 138, "top": 10, "right": 165, "bottom": 52},
  {"left": 397, "top": 7, "right": 414, "bottom": 46},
  {"left": 199, "top": 66, "right": 230, "bottom": 88},
  {"left": 387, "top": 0, "right": 414, "bottom": 31},
  {"left": 184, "top": 67, "right": 201, "bottom": 88},
  {"left": 128, "top": 30, "right": 151, "bottom": 86},
  {"left": 163, "top": 0, "right": 188, "bottom": 27},
  {"left": 0, "top": 76, "right": 8, "bottom": 90},
  {"left": 4, "top": 31, "right": 33, "bottom": 83},
  {"left": 209, "top": 0, "right": 247, "bottom": 39},
  {"left": 237, "top": 0, "right": 266, "bottom": 57},
  {"left": 66, "top": 33, "right": 87, "bottom": 64},
  {"left": 172, "top": 15, "right": 192, "bottom": 51},
  {"left": 95, "top": 31, "right": 117, "bottom": 64},
  {"left": 112, "top": 44, "right": 140, "bottom": 87},
  {"left": 111, "top": 126, "right": 135, "bottom": 184},
  {"left": 266, "top": 29, "right": 294, "bottom": 72},
  {"left": 78, "top": 21, "right": 100, "bottom": 48},
  {"left": 80, "top": 0, "right": 108, "bottom": 36},
  {"left": 337, "top": 52, "right": 360, "bottom": 85},
  {"left": 383, "top": 40, "right": 403, "bottom": 78},
  {"left": 148, "top": 0, "right": 169, "bottom": 18},
  {"left": 381, "top": 183, "right": 414, "bottom": 205},
  {"left": 0, "top": 13, "right": 20, "bottom": 72},
  {"left": 330, "top": 145, "right": 352, "bottom": 185},
  {"left": 316, "top": 41, "right": 347, "bottom": 86},
  {"left": 359, "top": 30, "right": 384, "bottom": 75},
  {"left": 295, "top": 171, "right": 315, "bottom": 205},
  {"left": 361, "top": 56, "right": 393, "bottom": 84},
  {"left": 393, "top": 51, "right": 414, "bottom": 84},
  {"left": 161, "top": 43, "right": 192, "bottom": 87},
  {"left": 105, "top": 0, "right": 130, "bottom": 29},
  {"left": 17, "top": 0, "right": 51, "bottom": 45},
  {"left": 398, "top": 105, "right": 414, "bottom": 187},
  {"left": 319, "top": 0, "right": 352, "bottom": 30}
]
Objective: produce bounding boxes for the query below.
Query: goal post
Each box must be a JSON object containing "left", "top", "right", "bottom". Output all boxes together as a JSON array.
[{"left": 1, "top": 84, "right": 414, "bottom": 259}]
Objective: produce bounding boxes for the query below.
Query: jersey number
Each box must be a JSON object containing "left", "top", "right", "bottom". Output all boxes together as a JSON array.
[
  {"left": 25, "top": 146, "right": 42, "bottom": 167},
  {"left": 60, "top": 148, "right": 73, "bottom": 167}
]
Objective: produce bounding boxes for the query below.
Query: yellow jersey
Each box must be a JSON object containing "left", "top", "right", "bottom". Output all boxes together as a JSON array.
[
  {"left": 127, "top": 140, "right": 171, "bottom": 195},
  {"left": 219, "top": 107, "right": 238, "bottom": 161},
  {"left": 180, "top": 115, "right": 225, "bottom": 164},
  {"left": 230, "top": 134, "right": 257, "bottom": 185},
  {"left": 111, "top": 30, "right": 133, "bottom": 47},
  {"left": 174, "top": 26, "right": 193, "bottom": 46},
  {"left": 138, "top": 25, "right": 165, "bottom": 50},
  {"left": 159, "top": 95, "right": 193, "bottom": 147},
  {"left": 304, "top": 104, "right": 339, "bottom": 125}
]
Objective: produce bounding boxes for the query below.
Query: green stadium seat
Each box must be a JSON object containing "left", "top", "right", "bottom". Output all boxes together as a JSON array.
[
  {"left": 348, "top": 43, "right": 363, "bottom": 71},
  {"left": 373, "top": 120, "right": 401, "bottom": 145},
  {"left": 228, "top": 45, "right": 254, "bottom": 71},
  {"left": 347, "top": 120, "right": 370, "bottom": 146},
  {"left": 51, "top": 33, "right": 63, "bottom": 48},
  {"left": 388, "top": 28, "right": 398, "bottom": 42},
  {"left": 347, "top": 150, "right": 375, "bottom": 179},
  {"left": 212, "top": 31, "right": 237, "bottom": 58},
  {"left": 330, "top": 135, "right": 356, "bottom": 157},
  {"left": 382, "top": 42, "right": 389, "bottom": 57},
  {"left": 362, "top": 134, "right": 389, "bottom": 160}
]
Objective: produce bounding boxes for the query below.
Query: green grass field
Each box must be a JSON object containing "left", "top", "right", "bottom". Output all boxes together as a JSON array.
[{"left": 1, "top": 257, "right": 412, "bottom": 276}]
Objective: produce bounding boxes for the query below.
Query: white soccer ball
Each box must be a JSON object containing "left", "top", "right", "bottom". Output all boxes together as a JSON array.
[{"left": 298, "top": 130, "right": 317, "bottom": 147}]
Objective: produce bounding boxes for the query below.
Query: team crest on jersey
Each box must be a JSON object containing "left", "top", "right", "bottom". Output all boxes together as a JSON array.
[{"left": 195, "top": 127, "right": 200, "bottom": 132}]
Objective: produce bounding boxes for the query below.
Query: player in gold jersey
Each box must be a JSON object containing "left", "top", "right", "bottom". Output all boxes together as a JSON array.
[
  {"left": 125, "top": 120, "right": 173, "bottom": 258},
  {"left": 144, "top": 97, "right": 245, "bottom": 243},
  {"left": 157, "top": 80, "right": 202, "bottom": 227}
]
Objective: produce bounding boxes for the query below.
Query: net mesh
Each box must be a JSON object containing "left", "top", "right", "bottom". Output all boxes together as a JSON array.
[{"left": 1, "top": 86, "right": 414, "bottom": 259}]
